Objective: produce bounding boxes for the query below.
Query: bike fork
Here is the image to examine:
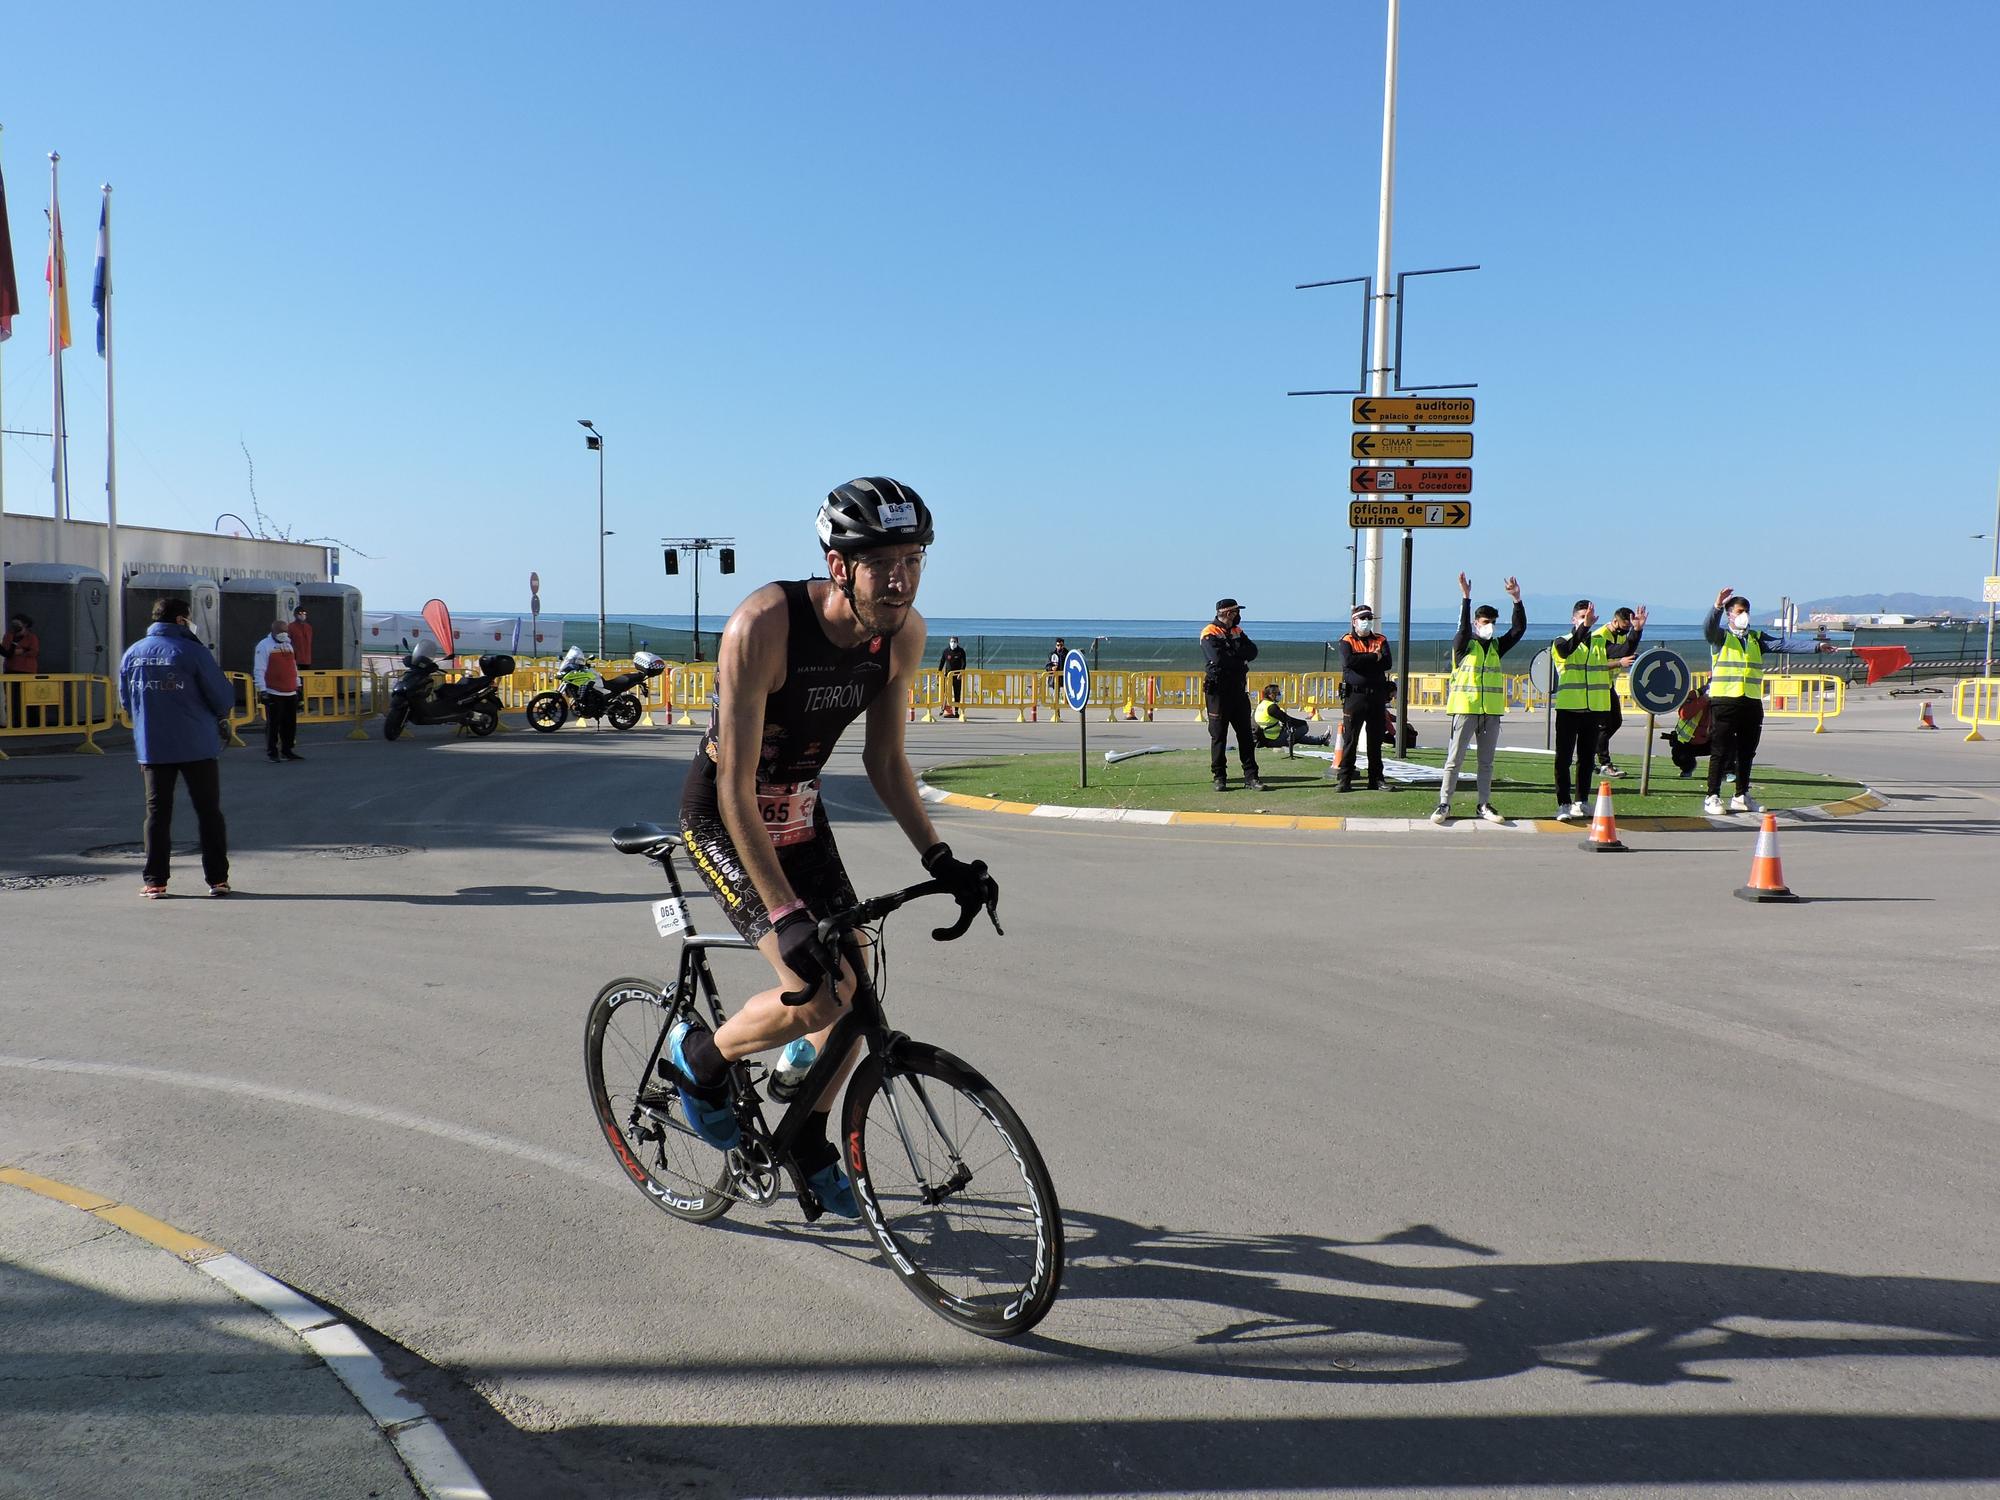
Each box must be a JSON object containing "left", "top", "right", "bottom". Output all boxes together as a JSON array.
[{"left": 879, "top": 1072, "right": 973, "bottom": 1202}]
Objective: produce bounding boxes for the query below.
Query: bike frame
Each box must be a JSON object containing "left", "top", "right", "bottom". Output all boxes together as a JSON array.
[{"left": 640, "top": 845, "right": 923, "bottom": 1212}]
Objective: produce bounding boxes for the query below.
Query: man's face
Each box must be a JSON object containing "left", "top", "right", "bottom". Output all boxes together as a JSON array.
[
  {"left": 1218, "top": 607, "right": 1240, "bottom": 628},
  {"left": 1574, "top": 603, "right": 1597, "bottom": 630},
  {"left": 837, "top": 545, "right": 925, "bottom": 636}
]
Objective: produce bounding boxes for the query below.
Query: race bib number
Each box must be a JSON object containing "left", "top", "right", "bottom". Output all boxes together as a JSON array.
[
  {"left": 756, "top": 779, "right": 820, "bottom": 848},
  {"left": 652, "top": 898, "right": 692, "bottom": 938}
]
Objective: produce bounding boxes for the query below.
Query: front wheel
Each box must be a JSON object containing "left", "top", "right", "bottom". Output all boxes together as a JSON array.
[
  {"left": 607, "top": 694, "right": 643, "bottom": 731},
  {"left": 526, "top": 692, "right": 568, "bottom": 732},
  {"left": 585, "top": 978, "right": 733, "bottom": 1224},
  {"left": 382, "top": 700, "right": 409, "bottom": 741},
  {"left": 842, "top": 1043, "right": 1063, "bottom": 1338}
]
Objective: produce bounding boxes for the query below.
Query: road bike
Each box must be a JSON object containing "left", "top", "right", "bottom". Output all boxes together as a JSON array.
[{"left": 583, "top": 821, "right": 1064, "bottom": 1338}]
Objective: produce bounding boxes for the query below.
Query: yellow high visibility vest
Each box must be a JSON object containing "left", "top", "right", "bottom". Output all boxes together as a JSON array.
[
  {"left": 1710, "top": 629, "right": 1764, "bottom": 699},
  {"left": 1552, "top": 632, "right": 1611, "bottom": 712},
  {"left": 1445, "top": 638, "right": 1505, "bottom": 715}
]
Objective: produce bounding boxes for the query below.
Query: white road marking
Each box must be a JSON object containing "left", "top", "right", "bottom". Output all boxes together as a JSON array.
[{"left": 0, "top": 1054, "right": 612, "bottom": 1186}]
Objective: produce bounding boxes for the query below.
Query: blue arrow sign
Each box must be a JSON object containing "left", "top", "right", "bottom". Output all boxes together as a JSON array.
[
  {"left": 1063, "top": 649, "right": 1090, "bottom": 712},
  {"left": 1628, "top": 648, "right": 1692, "bottom": 716}
]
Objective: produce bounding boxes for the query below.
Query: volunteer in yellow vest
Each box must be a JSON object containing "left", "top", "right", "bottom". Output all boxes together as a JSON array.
[
  {"left": 1431, "top": 572, "right": 1526, "bottom": 825},
  {"left": 1704, "top": 586, "right": 1779, "bottom": 815},
  {"left": 1253, "top": 683, "right": 1330, "bottom": 752},
  {"left": 1548, "top": 598, "right": 1640, "bottom": 821},
  {"left": 1591, "top": 605, "right": 1648, "bottom": 777}
]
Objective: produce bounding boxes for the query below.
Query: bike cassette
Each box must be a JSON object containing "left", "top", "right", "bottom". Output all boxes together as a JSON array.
[{"left": 727, "top": 1140, "right": 781, "bottom": 1204}]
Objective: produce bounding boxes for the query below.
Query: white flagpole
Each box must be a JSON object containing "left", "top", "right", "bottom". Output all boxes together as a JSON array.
[
  {"left": 48, "top": 152, "right": 67, "bottom": 530},
  {"left": 1, "top": 125, "right": 10, "bottom": 723},
  {"left": 100, "top": 183, "right": 121, "bottom": 654}
]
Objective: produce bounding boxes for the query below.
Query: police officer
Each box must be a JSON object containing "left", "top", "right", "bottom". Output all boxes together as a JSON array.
[
  {"left": 1201, "top": 598, "right": 1263, "bottom": 792},
  {"left": 1704, "top": 586, "right": 1780, "bottom": 815},
  {"left": 1333, "top": 604, "right": 1393, "bottom": 792}
]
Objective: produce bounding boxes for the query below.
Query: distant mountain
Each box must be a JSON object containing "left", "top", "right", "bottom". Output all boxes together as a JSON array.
[{"left": 1799, "top": 593, "right": 1983, "bottom": 616}]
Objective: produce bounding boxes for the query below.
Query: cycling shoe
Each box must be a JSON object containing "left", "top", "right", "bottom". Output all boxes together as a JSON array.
[
  {"left": 666, "top": 1020, "right": 740, "bottom": 1151},
  {"left": 806, "top": 1159, "right": 860, "bottom": 1219}
]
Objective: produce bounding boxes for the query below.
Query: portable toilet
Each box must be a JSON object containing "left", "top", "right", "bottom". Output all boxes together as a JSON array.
[
  {"left": 218, "top": 577, "right": 301, "bottom": 674},
  {"left": 0, "top": 562, "right": 111, "bottom": 677},
  {"left": 295, "top": 581, "right": 364, "bottom": 671},
  {"left": 123, "top": 571, "right": 221, "bottom": 654}
]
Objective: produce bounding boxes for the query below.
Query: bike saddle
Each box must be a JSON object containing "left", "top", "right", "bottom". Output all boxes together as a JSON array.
[{"left": 611, "top": 823, "right": 680, "bottom": 857}]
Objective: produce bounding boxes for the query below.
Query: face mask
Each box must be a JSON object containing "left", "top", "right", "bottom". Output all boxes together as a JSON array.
[
  {"left": 1729, "top": 612, "right": 1750, "bottom": 634},
  {"left": 1473, "top": 622, "right": 1495, "bottom": 641},
  {"left": 1354, "top": 620, "right": 1374, "bottom": 637}
]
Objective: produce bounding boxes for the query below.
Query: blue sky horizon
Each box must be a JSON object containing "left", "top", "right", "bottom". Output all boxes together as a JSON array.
[{"left": 5, "top": 2, "right": 1997, "bottom": 623}]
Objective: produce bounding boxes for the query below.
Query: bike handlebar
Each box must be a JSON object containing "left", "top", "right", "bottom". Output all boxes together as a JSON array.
[{"left": 778, "top": 872, "right": 1003, "bottom": 1006}]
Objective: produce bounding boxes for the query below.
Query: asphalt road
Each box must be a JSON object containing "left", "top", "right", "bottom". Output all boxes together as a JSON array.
[{"left": 3, "top": 694, "right": 1996, "bottom": 1498}]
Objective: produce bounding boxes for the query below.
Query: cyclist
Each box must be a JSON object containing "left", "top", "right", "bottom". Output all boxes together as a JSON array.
[{"left": 668, "top": 477, "right": 996, "bottom": 1216}]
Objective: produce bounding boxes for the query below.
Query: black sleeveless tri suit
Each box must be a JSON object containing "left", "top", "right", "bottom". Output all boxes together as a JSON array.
[{"left": 678, "top": 580, "right": 892, "bottom": 942}]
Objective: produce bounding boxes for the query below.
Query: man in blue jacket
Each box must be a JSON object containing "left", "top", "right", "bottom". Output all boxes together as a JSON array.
[{"left": 119, "top": 597, "right": 236, "bottom": 897}]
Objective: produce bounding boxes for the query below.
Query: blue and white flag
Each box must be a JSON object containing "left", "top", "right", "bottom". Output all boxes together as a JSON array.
[{"left": 92, "top": 197, "right": 108, "bottom": 356}]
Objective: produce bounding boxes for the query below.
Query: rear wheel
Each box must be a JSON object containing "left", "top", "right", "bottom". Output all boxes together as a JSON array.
[
  {"left": 464, "top": 707, "right": 499, "bottom": 737},
  {"left": 382, "top": 700, "right": 409, "bottom": 741},
  {"left": 843, "top": 1043, "right": 1062, "bottom": 1338},
  {"left": 607, "top": 694, "right": 643, "bottom": 731},
  {"left": 526, "top": 692, "right": 567, "bottom": 732},
  {"left": 585, "top": 978, "right": 732, "bottom": 1224}
]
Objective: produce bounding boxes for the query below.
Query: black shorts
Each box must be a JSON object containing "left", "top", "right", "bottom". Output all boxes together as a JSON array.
[{"left": 677, "top": 796, "right": 858, "bottom": 946}]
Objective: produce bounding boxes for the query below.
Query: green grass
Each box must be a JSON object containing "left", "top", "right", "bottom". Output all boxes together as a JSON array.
[{"left": 924, "top": 746, "right": 1866, "bottom": 820}]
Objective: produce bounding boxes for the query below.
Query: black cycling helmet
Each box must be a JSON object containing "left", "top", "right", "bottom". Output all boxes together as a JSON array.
[{"left": 817, "top": 477, "right": 934, "bottom": 555}]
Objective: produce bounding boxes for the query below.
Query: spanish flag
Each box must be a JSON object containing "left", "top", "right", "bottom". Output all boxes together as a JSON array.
[{"left": 47, "top": 194, "right": 71, "bottom": 353}]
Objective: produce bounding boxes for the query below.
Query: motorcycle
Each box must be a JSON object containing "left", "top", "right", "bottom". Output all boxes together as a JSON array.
[
  {"left": 525, "top": 648, "right": 666, "bottom": 733},
  {"left": 382, "top": 645, "right": 514, "bottom": 741}
]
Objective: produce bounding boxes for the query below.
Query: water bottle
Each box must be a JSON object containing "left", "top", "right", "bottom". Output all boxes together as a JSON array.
[{"left": 769, "top": 1038, "right": 817, "bottom": 1101}]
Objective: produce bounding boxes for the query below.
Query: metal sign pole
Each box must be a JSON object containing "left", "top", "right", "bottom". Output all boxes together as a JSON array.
[
  {"left": 1080, "top": 699, "right": 1088, "bottom": 788},
  {"left": 1641, "top": 712, "right": 1656, "bottom": 797},
  {"left": 1394, "top": 528, "right": 1413, "bottom": 754}
]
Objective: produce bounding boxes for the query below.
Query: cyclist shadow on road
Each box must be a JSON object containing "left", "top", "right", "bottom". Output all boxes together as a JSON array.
[{"left": 1017, "top": 1210, "right": 2000, "bottom": 1389}]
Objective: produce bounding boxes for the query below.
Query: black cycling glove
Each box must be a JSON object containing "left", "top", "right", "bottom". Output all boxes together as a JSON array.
[
  {"left": 922, "top": 842, "right": 995, "bottom": 906},
  {"left": 774, "top": 908, "right": 834, "bottom": 1005}
]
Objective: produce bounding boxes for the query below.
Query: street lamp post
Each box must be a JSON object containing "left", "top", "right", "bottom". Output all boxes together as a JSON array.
[{"left": 578, "top": 420, "right": 606, "bottom": 659}]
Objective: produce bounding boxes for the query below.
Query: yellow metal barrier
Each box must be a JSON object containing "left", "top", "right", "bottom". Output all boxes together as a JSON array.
[
  {"left": 671, "top": 663, "right": 716, "bottom": 727},
  {"left": 295, "top": 669, "right": 374, "bottom": 741},
  {"left": 1761, "top": 672, "right": 1843, "bottom": 733},
  {"left": 221, "top": 673, "right": 256, "bottom": 748},
  {"left": 1406, "top": 673, "right": 1451, "bottom": 711},
  {"left": 0, "top": 674, "right": 117, "bottom": 757},
  {"left": 1953, "top": 677, "right": 2000, "bottom": 742}
]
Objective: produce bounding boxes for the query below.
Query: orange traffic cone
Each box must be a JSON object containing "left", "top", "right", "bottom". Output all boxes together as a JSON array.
[
  {"left": 1579, "top": 778, "right": 1627, "bottom": 852},
  {"left": 1734, "top": 813, "right": 1798, "bottom": 903},
  {"left": 1917, "top": 700, "right": 1938, "bottom": 729}
]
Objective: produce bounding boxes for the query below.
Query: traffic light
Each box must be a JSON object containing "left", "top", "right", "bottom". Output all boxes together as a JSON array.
[
  {"left": 719, "top": 548, "right": 735, "bottom": 574},
  {"left": 663, "top": 549, "right": 679, "bottom": 576}
]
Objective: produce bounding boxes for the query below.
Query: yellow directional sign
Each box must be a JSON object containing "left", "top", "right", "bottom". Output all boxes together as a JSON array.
[
  {"left": 1348, "top": 500, "right": 1471, "bottom": 529},
  {"left": 1351, "top": 396, "right": 1475, "bottom": 426},
  {"left": 1351, "top": 431, "right": 1473, "bottom": 460}
]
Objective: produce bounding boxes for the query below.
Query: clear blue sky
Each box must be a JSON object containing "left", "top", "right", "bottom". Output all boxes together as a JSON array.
[{"left": 5, "top": 1, "right": 1998, "bottom": 621}]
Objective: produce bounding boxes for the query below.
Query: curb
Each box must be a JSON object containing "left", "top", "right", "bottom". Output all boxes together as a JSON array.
[
  {"left": 0, "top": 1166, "right": 490, "bottom": 1500},
  {"left": 917, "top": 782, "right": 1888, "bottom": 835}
]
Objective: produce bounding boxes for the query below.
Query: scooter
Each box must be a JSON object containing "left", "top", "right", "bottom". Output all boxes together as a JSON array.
[
  {"left": 382, "top": 645, "right": 514, "bottom": 740},
  {"left": 525, "top": 648, "right": 666, "bottom": 733}
]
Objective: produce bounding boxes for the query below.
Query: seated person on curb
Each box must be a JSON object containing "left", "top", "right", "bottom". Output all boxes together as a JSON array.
[
  {"left": 667, "top": 478, "right": 997, "bottom": 1218},
  {"left": 1664, "top": 684, "right": 1726, "bottom": 779},
  {"left": 1431, "top": 572, "right": 1527, "bottom": 825},
  {"left": 1253, "top": 683, "right": 1329, "bottom": 752}
]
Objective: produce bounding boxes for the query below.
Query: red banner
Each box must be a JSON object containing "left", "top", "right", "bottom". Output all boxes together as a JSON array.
[{"left": 421, "top": 599, "right": 456, "bottom": 656}]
